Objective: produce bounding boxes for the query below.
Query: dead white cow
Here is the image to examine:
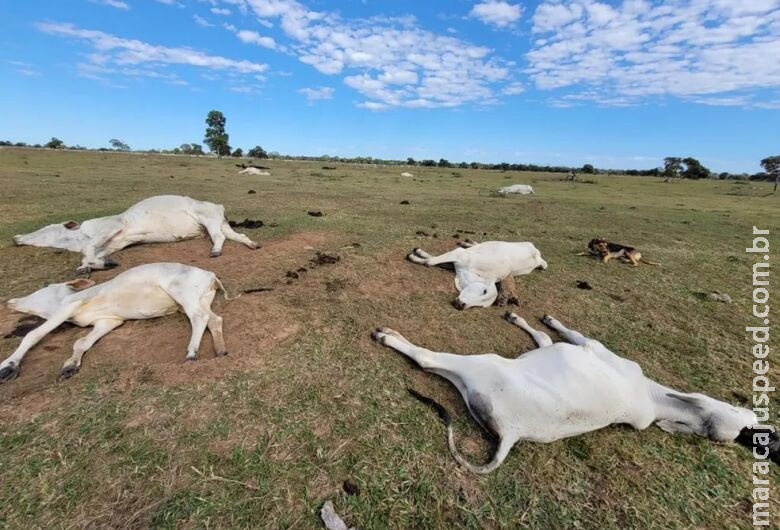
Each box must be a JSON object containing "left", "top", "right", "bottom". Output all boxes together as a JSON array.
[
  {"left": 239, "top": 167, "right": 270, "bottom": 176},
  {"left": 13, "top": 195, "right": 260, "bottom": 274},
  {"left": 497, "top": 184, "right": 535, "bottom": 195},
  {"left": 407, "top": 241, "right": 547, "bottom": 309},
  {"left": 373, "top": 313, "right": 778, "bottom": 473},
  {"left": 0, "top": 263, "right": 230, "bottom": 382}
]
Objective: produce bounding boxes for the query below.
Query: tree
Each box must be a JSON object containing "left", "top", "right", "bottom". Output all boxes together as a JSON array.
[
  {"left": 663, "top": 157, "right": 682, "bottom": 182},
  {"left": 232, "top": 147, "right": 244, "bottom": 157},
  {"left": 45, "top": 137, "right": 64, "bottom": 149},
  {"left": 180, "top": 143, "right": 204, "bottom": 155},
  {"left": 438, "top": 158, "right": 450, "bottom": 168},
  {"left": 109, "top": 138, "right": 130, "bottom": 151},
  {"left": 406, "top": 157, "right": 417, "bottom": 166},
  {"left": 681, "top": 157, "right": 711, "bottom": 180},
  {"left": 420, "top": 159, "right": 436, "bottom": 167},
  {"left": 247, "top": 145, "right": 268, "bottom": 158},
  {"left": 760, "top": 155, "right": 780, "bottom": 192},
  {"left": 581, "top": 164, "right": 595, "bottom": 174},
  {"left": 204, "top": 110, "right": 230, "bottom": 156}
]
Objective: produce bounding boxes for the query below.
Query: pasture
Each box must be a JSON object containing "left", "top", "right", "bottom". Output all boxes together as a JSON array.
[{"left": 0, "top": 148, "right": 777, "bottom": 529}]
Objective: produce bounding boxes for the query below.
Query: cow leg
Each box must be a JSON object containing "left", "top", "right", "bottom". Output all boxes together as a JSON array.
[
  {"left": 199, "top": 286, "right": 227, "bottom": 357},
  {"left": 495, "top": 277, "right": 519, "bottom": 306},
  {"left": 60, "top": 319, "right": 123, "bottom": 378},
  {"left": 457, "top": 239, "right": 478, "bottom": 248},
  {"left": 373, "top": 327, "right": 460, "bottom": 372},
  {"left": 162, "top": 285, "right": 213, "bottom": 361},
  {"left": 408, "top": 248, "right": 462, "bottom": 267},
  {"left": 542, "top": 315, "right": 588, "bottom": 346},
  {"left": 504, "top": 312, "right": 552, "bottom": 348},
  {"left": 221, "top": 220, "right": 260, "bottom": 250},
  {"left": 184, "top": 311, "right": 209, "bottom": 361},
  {"left": 0, "top": 305, "right": 79, "bottom": 382},
  {"left": 202, "top": 219, "right": 227, "bottom": 257},
  {"left": 207, "top": 310, "right": 227, "bottom": 356}
]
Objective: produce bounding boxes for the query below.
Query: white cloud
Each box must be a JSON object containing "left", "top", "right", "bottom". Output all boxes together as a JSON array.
[
  {"left": 470, "top": 1, "right": 523, "bottom": 28},
  {"left": 193, "top": 14, "right": 213, "bottom": 27},
  {"left": 155, "top": 0, "right": 184, "bottom": 6},
  {"left": 90, "top": 0, "right": 130, "bottom": 10},
  {"left": 357, "top": 101, "right": 389, "bottom": 110},
  {"left": 37, "top": 21, "right": 269, "bottom": 87},
  {"left": 298, "top": 86, "right": 334, "bottom": 102},
  {"left": 528, "top": 0, "right": 780, "bottom": 107},
  {"left": 502, "top": 81, "right": 525, "bottom": 95},
  {"left": 233, "top": 0, "right": 512, "bottom": 109},
  {"left": 234, "top": 29, "right": 277, "bottom": 49},
  {"left": 8, "top": 60, "right": 42, "bottom": 77},
  {"left": 211, "top": 7, "right": 232, "bottom": 15}
]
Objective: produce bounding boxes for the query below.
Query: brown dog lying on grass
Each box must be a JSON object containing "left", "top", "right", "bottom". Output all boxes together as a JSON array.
[{"left": 579, "top": 238, "right": 661, "bottom": 267}]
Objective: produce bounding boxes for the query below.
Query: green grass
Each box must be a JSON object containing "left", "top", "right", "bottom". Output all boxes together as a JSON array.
[{"left": 0, "top": 148, "right": 777, "bottom": 529}]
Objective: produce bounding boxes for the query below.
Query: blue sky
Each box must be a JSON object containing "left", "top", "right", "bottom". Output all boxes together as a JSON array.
[{"left": 2, "top": 0, "right": 779, "bottom": 173}]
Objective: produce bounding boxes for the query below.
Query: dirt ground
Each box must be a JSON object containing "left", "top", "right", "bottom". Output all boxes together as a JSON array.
[{"left": 0, "top": 149, "right": 777, "bottom": 529}]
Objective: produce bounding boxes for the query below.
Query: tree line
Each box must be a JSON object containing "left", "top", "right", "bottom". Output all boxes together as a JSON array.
[{"left": 1, "top": 108, "right": 777, "bottom": 190}]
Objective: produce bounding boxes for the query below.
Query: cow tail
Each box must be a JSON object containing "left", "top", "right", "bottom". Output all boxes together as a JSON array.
[
  {"left": 214, "top": 277, "right": 239, "bottom": 301},
  {"left": 407, "top": 387, "right": 510, "bottom": 474}
]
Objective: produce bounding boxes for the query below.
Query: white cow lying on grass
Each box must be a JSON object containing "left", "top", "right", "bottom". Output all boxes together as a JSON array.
[
  {"left": 0, "top": 263, "right": 230, "bottom": 382},
  {"left": 407, "top": 241, "right": 547, "bottom": 309},
  {"left": 497, "top": 184, "right": 535, "bottom": 195},
  {"left": 13, "top": 195, "right": 260, "bottom": 274},
  {"left": 373, "top": 313, "right": 778, "bottom": 474}
]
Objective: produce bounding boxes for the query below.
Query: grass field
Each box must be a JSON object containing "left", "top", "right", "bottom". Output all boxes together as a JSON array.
[{"left": 0, "top": 148, "right": 777, "bottom": 529}]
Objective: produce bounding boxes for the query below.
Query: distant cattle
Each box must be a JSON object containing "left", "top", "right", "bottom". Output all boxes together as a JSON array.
[
  {"left": 0, "top": 263, "right": 231, "bottom": 382},
  {"left": 239, "top": 167, "right": 270, "bottom": 175},
  {"left": 13, "top": 195, "right": 259, "bottom": 274},
  {"left": 497, "top": 184, "right": 535, "bottom": 195}
]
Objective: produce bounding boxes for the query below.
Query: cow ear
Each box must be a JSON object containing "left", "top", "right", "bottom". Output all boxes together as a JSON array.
[
  {"left": 65, "top": 279, "right": 95, "bottom": 291},
  {"left": 63, "top": 220, "right": 80, "bottom": 230}
]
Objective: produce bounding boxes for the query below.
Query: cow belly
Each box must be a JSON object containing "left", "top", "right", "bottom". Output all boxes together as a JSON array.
[
  {"left": 504, "top": 347, "right": 641, "bottom": 442},
  {"left": 123, "top": 213, "right": 204, "bottom": 244},
  {"left": 72, "top": 288, "right": 179, "bottom": 324}
]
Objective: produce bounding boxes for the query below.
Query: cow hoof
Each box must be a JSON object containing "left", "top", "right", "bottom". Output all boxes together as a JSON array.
[
  {"left": 371, "top": 328, "right": 386, "bottom": 344},
  {"left": 0, "top": 364, "right": 19, "bottom": 383},
  {"left": 75, "top": 266, "right": 91, "bottom": 277},
  {"left": 542, "top": 314, "right": 555, "bottom": 326},
  {"left": 503, "top": 311, "right": 516, "bottom": 321},
  {"left": 216, "top": 351, "right": 229, "bottom": 357},
  {"left": 251, "top": 242, "right": 262, "bottom": 250},
  {"left": 210, "top": 251, "right": 222, "bottom": 258},
  {"left": 59, "top": 365, "right": 79, "bottom": 379},
  {"left": 103, "top": 259, "right": 118, "bottom": 269}
]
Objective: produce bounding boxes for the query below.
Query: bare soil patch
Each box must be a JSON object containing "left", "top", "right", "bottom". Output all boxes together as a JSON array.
[{"left": 0, "top": 230, "right": 335, "bottom": 402}]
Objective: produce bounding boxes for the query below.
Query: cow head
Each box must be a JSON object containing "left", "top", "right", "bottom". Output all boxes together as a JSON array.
[
  {"left": 7, "top": 279, "right": 95, "bottom": 319},
  {"left": 13, "top": 221, "right": 86, "bottom": 252},
  {"left": 454, "top": 280, "right": 498, "bottom": 309},
  {"left": 655, "top": 392, "right": 761, "bottom": 443}
]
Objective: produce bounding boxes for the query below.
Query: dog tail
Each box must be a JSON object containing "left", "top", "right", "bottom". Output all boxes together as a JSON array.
[
  {"left": 406, "top": 387, "right": 510, "bottom": 475},
  {"left": 640, "top": 257, "right": 661, "bottom": 266},
  {"left": 214, "top": 277, "right": 240, "bottom": 301}
]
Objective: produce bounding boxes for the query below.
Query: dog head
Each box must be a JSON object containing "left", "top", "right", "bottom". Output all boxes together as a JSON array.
[{"left": 588, "top": 238, "right": 609, "bottom": 255}]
